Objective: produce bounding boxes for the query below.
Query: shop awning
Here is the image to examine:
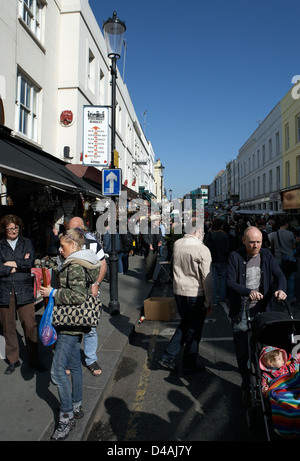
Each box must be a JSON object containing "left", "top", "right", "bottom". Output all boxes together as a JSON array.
[
  {"left": 66, "top": 164, "right": 139, "bottom": 199},
  {"left": 142, "top": 190, "right": 159, "bottom": 210},
  {"left": 0, "top": 135, "right": 102, "bottom": 197}
]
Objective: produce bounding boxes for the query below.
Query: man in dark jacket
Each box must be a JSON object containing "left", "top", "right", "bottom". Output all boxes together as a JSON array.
[
  {"left": 204, "top": 218, "right": 230, "bottom": 305},
  {"left": 227, "top": 226, "right": 287, "bottom": 404},
  {"left": 142, "top": 215, "right": 162, "bottom": 283},
  {"left": 0, "top": 215, "right": 41, "bottom": 374}
]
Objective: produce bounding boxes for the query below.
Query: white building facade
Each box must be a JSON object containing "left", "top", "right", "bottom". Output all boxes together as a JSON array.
[
  {"left": 0, "top": 0, "right": 155, "bottom": 197},
  {"left": 238, "top": 103, "right": 282, "bottom": 211}
]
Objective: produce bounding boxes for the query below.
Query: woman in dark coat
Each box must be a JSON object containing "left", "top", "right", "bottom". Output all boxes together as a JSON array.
[{"left": 0, "top": 215, "right": 40, "bottom": 374}]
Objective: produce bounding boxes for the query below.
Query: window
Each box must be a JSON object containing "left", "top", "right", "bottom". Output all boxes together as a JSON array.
[
  {"left": 16, "top": 72, "right": 39, "bottom": 141},
  {"left": 262, "top": 173, "right": 266, "bottom": 194},
  {"left": 285, "top": 123, "right": 290, "bottom": 150},
  {"left": 99, "top": 69, "right": 105, "bottom": 104},
  {"left": 276, "top": 132, "right": 280, "bottom": 155},
  {"left": 269, "top": 170, "right": 273, "bottom": 192},
  {"left": 257, "top": 176, "right": 260, "bottom": 195},
  {"left": 297, "top": 156, "right": 300, "bottom": 184},
  {"left": 262, "top": 144, "right": 266, "bottom": 164},
  {"left": 257, "top": 149, "right": 260, "bottom": 167},
  {"left": 19, "top": 0, "right": 45, "bottom": 41},
  {"left": 276, "top": 166, "right": 280, "bottom": 189},
  {"left": 116, "top": 104, "right": 122, "bottom": 132},
  {"left": 269, "top": 138, "right": 272, "bottom": 157},
  {"left": 296, "top": 114, "right": 300, "bottom": 143},
  {"left": 88, "top": 49, "right": 95, "bottom": 92},
  {"left": 286, "top": 161, "right": 290, "bottom": 187}
]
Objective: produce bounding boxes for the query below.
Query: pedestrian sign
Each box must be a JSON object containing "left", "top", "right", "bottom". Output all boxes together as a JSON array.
[{"left": 102, "top": 169, "right": 122, "bottom": 196}]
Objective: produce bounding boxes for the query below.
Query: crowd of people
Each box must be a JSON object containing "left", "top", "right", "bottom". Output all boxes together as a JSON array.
[
  {"left": 0, "top": 210, "right": 299, "bottom": 440},
  {"left": 159, "top": 213, "right": 300, "bottom": 413},
  {"left": 203, "top": 215, "right": 300, "bottom": 306}
]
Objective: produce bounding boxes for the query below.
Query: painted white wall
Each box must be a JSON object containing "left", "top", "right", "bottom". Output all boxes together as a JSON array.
[
  {"left": 0, "top": 0, "right": 155, "bottom": 195},
  {"left": 238, "top": 102, "right": 282, "bottom": 210}
]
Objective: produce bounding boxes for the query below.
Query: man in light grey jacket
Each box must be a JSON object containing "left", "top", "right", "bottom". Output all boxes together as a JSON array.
[{"left": 159, "top": 218, "right": 213, "bottom": 373}]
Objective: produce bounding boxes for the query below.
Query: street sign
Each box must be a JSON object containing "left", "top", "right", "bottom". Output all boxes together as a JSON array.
[
  {"left": 102, "top": 169, "right": 122, "bottom": 196},
  {"left": 82, "top": 106, "right": 109, "bottom": 166}
]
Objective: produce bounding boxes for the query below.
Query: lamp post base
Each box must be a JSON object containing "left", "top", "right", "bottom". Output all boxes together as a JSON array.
[{"left": 109, "top": 300, "right": 120, "bottom": 316}]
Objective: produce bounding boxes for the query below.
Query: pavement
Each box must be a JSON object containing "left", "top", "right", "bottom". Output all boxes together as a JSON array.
[
  {"left": 1, "top": 249, "right": 300, "bottom": 442},
  {"left": 0, "top": 252, "right": 173, "bottom": 441}
]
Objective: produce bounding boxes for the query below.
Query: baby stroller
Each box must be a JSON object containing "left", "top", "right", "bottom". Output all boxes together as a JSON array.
[{"left": 245, "top": 298, "right": 300, "bottom": 440}]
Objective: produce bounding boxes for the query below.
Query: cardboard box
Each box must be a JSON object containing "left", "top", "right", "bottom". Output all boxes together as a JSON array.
[{"left": 144, "top": 297, "right": 177, "bottom": 321}]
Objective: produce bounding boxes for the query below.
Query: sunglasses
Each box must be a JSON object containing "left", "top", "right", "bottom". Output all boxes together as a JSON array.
[{"left": 6, "top": 226, "right": 19, "bottom": 233}]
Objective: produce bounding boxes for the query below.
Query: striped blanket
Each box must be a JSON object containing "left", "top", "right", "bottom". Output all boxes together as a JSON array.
[{"left": 267, "top": 371, "right": 300, "bottom": 438}]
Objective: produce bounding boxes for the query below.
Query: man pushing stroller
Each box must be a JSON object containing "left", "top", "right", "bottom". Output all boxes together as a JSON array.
[{"left": 227, "top": 226, "right": 287, "bottom": 405}]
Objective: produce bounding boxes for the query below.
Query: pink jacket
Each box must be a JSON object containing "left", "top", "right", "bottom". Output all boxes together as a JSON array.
[{"left": 259, "top": 346, "right": 300, "bottom": 390}]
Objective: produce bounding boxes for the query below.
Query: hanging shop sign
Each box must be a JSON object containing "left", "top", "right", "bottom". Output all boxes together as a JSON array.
[
  {"left": 82, "top": 106, "right": 109, "bottom": 166},
  {"left": 282, "top": 189, "right": 300, "bottom": 210}
]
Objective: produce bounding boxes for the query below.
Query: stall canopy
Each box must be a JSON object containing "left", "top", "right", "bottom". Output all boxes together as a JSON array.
[
  {"left": 234, "top": 209, "right": 285, "bottom": 215},
  {"left": 0, "top": 133, "right": 102, "bottom": 197}
]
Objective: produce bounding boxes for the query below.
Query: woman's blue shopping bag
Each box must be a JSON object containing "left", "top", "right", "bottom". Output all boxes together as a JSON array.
[{"left": 39, "top": 290, "right": 57, "bottom": 346}]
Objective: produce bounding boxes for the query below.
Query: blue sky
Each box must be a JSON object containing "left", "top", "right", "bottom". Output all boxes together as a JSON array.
[{"left": 89, "top": 0, "right": 300, "bottom": 199}]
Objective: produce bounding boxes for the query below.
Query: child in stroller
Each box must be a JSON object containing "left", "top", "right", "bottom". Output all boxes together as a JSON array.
[
  {"left": 259, "top": 345, "right": 300, "bottom": 437},
  {"left": 259, "top": 346, "right": 300, "bottom": 395}
]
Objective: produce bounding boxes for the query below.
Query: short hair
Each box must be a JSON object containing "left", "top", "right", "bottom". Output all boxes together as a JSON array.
[
  {"left": 279, "top": 218, "right": 288, "bottom": 227},
  {"left": 211, "top": 218, "right": 223, "bottom": 231},
  {"left": 185, "top": 217, "right": 203, "bottom": 235},
  {"left": 0, "top": 214, "right": 23, "bottom": 236}
]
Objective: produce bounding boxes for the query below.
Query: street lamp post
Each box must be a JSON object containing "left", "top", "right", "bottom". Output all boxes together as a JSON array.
[
  {"left": 160, "top": 164, "right": 165, "bottom": 210},
  {"left": 103, "top": 11, "right": 126, "bottom": 315}
]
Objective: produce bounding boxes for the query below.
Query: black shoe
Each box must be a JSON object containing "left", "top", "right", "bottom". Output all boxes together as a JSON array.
[
  {"left": 73, "top": 405, "right": 84, "bottom": 419},
  {"left": 159, "top": 359, "right": 176, "bottom": 371},
  {"left": 4, "top": 361, "right": 20, "bottom": 375}
]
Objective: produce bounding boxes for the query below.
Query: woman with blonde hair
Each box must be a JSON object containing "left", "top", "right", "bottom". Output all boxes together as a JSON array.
[{"left": 40, "top": 227, "right": 102, "bottom": 441}]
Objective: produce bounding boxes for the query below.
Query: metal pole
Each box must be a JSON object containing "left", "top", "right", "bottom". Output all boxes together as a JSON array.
[{"left": 109, "top": 56, "right": 120, "bottom": 315}]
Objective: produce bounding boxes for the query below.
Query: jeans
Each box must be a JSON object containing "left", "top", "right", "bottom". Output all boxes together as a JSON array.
[
  {"left": 118, "top": 252, "right": 124, "bottom": 273},
  {"left": 51, "top": 333, "right": 82, "bottom": 417},
  {"left": 161, "top": 295, "right": 206, "bottom": 368},
  {"left": 122, "top": 253, "right": 129, "bottom": 273},
  {"left": 286, "top": 271, "right": 296, "bottom": 299},
  {"left": 212, "top": 262, "right": 227, "bottom": 304},
  {"left": 84, "top": 328, "right": 98, "bottom": 366},
  {"left": 145, "top": 249, "right": 158, "bottom": 281}
]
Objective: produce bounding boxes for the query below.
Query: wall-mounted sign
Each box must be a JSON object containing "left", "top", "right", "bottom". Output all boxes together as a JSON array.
[
  {"left": 60, "top": 110, "right": 73, "bottom": 126},
  {"left": 82, "top": 106, "right": 109, "bottom": 166}
]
